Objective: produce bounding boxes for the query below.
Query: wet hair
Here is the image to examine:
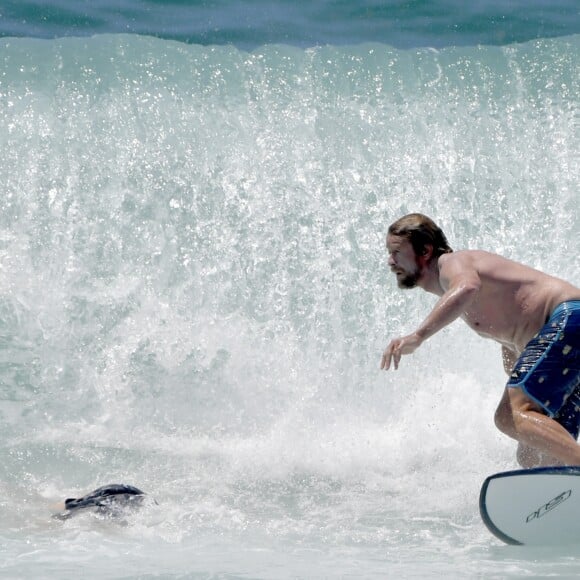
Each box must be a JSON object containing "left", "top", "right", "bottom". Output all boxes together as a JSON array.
[
  {"left": 388, "top": 213, "right": 453, "bottom": 259},
  {"left": 54, "top": 484, "right": 148, "bottom": 520}
]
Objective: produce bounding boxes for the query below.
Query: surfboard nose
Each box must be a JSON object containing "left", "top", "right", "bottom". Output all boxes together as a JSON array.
[{"left": 480, "top": 466, "right": 580, "bottom": 545}]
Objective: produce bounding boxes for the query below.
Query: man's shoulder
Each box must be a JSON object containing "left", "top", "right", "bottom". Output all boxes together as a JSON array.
[
  {"left": 441, "top": 249, "right": 549, "bottom": 281},
  {"left": 437, "top": 249, "right": 508, "bottom": 282},
  {"left": 440, "top": 249, "right": 504, "bottom": 266},
  {"left": 438, "top": 249, "right": 481, "bottom": 268}
]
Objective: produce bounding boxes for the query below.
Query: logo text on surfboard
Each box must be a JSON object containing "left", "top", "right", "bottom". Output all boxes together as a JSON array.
[{"left": 526, "top": 490, "right": 572, "bottom": 523}]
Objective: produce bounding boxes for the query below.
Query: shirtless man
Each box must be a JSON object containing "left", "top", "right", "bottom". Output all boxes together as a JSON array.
[{"left": 381, "top": 213, "right": 580, "bottom": 468}]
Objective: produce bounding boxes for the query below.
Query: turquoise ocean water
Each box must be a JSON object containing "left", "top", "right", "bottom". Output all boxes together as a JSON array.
[{"left": 0, "top": 2, "right": 579, "bottom": 578}]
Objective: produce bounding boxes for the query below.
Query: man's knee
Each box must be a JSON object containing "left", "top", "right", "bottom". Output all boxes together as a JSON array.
[
  {"left": 495, "top": 390, "right": 518, "bottom": 438},
  {"left": 495, "top": 386, "right": 543, "bottom": 438},
  {"left": 494, "top": 405, "right": 512, "bottom": 436}
]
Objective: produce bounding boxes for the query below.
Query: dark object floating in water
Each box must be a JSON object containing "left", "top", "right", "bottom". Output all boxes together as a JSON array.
[{"left": 53, "top": 484, "right": 147, "bottom": 520}]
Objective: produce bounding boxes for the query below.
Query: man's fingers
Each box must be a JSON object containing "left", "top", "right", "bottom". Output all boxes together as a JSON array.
[
  {"left": 382, "top": 334, "right": 418, "bottom": 372},
  {"left": 381, "top": 340, "right": 401, "bottom": 371},
  {"left": 380, "top": 349, "right": 390, "bottom": 370},
  {"left": 393, "top": 347, "right": 401, "bottom": 369}
]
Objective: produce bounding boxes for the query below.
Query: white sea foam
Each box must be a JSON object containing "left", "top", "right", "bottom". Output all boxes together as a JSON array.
[{"left": 0, "top": 33, "right": 578, "bottom": 578}]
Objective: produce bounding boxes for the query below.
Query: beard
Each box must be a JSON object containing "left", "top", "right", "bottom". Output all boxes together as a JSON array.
[{"left": 395, "top": 267, "right": 420, "bottom": 289}]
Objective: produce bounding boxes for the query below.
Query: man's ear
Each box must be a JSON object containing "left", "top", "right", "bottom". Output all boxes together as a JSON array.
[{"left": 419, "top": 244, "right": 434, "bottom": 264}]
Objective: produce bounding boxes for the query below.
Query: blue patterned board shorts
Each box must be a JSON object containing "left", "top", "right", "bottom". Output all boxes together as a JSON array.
[{"left": 507, "top": 300, "right": 580, "bottom": 439}]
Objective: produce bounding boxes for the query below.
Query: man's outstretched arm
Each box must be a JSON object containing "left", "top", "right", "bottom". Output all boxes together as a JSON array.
[{"left": 381, "top": 254, "right": 481, "bottom": 370}]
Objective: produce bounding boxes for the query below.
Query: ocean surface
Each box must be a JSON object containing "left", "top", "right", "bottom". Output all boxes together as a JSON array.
[{"left": 0, "top": 1, "right": 579, "bottom": 578}]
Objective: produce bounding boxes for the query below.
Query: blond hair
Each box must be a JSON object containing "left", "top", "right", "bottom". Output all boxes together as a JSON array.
[{"left": 388, "top": 213, "right": 453, "bottom": 258}]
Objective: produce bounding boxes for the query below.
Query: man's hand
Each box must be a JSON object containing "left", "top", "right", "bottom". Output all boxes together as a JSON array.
[{"left": 380, "top": 332, "right": 423, "bottom": 370}]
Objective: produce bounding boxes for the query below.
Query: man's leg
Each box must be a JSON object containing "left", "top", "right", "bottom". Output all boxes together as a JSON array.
[
  {"left": 516, "top": 443, "right": 561, "bottom": 469},
  {"left": 495, "top": 386, "right": 580, "bottom": 467}
]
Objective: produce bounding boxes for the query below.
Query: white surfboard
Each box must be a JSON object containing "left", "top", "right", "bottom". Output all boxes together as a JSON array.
[{"left": 480, "top": 466, "right": 580, "bottom": 545}]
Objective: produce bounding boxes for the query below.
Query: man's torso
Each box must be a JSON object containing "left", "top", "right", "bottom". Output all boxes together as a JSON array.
[{"left": 439, "top": 250, "right": 580, "bottom": 353}]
